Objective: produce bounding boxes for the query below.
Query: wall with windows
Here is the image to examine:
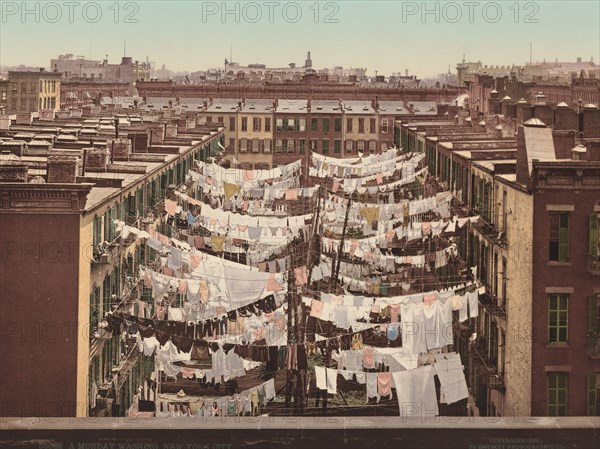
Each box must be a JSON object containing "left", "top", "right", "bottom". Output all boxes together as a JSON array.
[
  {"left": 236, "top": 112, "right": 274, "bottom": 167},
  {"left": 530, "top": 164, "right": 600, "bottom": 416}
]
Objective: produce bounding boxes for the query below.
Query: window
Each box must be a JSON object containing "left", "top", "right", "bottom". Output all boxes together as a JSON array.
[
  {"left": 247, "top": 139, "right": 253, "bottom": 152},
  {"left": 334, "top": 118, "right": 341, "bottom": 132},
  {"left": 288, "top": 119, "right": 295, "bottom": 132},
  {"left": 381, "top": 142, "right": 387, "bottom": 151},
  {"left": 253, "top": 117, "right": 261, "bottom": 132},
  {"left": 334, "top": 140, "right": 341, "bottom": 154},
  {"left": 322, "top": 139, "right": 329, "bottom": 154},
  {"left": 263, "top": 139, "right": 271, "bottom": 153},
  {"left": 358, "top": 118, "right": 365, "bottom": 133},
  {"left": 240, "top": 138, "right": 247, "bottom": 152},
  {"left": 590, "top": 213, "right": 599, "bottom": 259},
  {"left": 206, "top": 116, "right": 212, "bottom": 123},
  {"left": 275, "top": 139, "right": 283, "bottom": 152},
  {"left": 347, "top": 118, "right": 353, "bottom": 132},
  {"left": 241, "top": 117, "right": 248, "bottom": 132},
  {"left": 381, "top": 119, "right": 388, "bottom": 133},
  {"left": 357, "top": 140, "right": 365, "bottom": 151},
  {"left": 368, "top": 141, "right": 376, "bottom": 152},
  {"left": 323, "top": 118, "right": 330, "bottom": 133},
  {"left": 299, "top": 139, "right": 305, "bottom": 153},
  {"left": 309, "top": 139, "right": 318, "bottom": 151},
  {"left": 501, "top": 257, "right": 507, "bottom": 308},
  {"left": 345, "top": 141, "right": 353, "bottom": 152},
  {"left": 252, "top": 138, "right": 259, "bottom": 153},
  {"left": 229, "top": 138, "right": 235, "bottom": 149},
  {"left": 311, "top": 118, "right": 318, "bottom": 132},
  {"left": 265, "top": 118, "right": 271, "bottom": 132},
  {"left": 549, "top": 212, "right": 570, "bottom": 262},
  {"left": 276, "top": 118, "right": 283, "bottom": 132},
  {"left": 93, "top": 215, "right": 102, "bottom": 249},
  {"left": 287, "top": 139, "right": 295, "bottom": 153},
  {"left": 229, "top": 117, "right": 236, "bottom": 131},
  {"left": 217, "top": 116, "right": 223, "bottom": 124},
  {"left": 369, "top": 118, "right": 376, "bottom": 133},
  {"left": 587, "top": 374, "right": 598, "bottom": 416},
  {"left": 548, "top": 294, "right": 569, "bottom": 344},
  {"left": 547, "top": 372, "right": 568, "bottom": 416},
  {"left": 299, "top": 119, "right": 306, "bottom": 132}
]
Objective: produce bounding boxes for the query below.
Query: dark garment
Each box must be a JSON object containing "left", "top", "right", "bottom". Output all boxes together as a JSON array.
[
  {"left": 340, "top": 334, "right": 352, "bottom": 350},
  {"left": 156, "top": 331, "right": 170, "bottom": 346},
  {"left": 249, "top": 339, "right": 269, "bottom": 362},
  {"left": 266, "top": 346, "right": 279, "bottom": 374},
  {"left": 297, "top": 343, "right": 308, "bottom": 371},
  {"left": 234, "top": 343, "right": 250, "bottom": 359},
  {"left": 191, "top": 342, "right": 209, "bottom": 360},
  {"left": 278, "top": 346, "right": 287, "bottom": 369},
  {"left": 223, "top": 343, "right": 236, "bottom": 354},
  {"left": 140, "top": 326, "right": 155, "bottom": 339},
  {"left": 227, "top": 310, "right": 237, "bottom": 322},
  {"left": 172, "top": 335, "right": 193, "bottom": 353}
]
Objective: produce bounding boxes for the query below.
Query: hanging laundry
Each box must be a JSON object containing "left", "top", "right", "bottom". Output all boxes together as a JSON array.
[
  {"left": 224, "top": 182, "right": 241, "bottom": 200},
  {"left": 165, "top": 199, "right": 177, "bottom": 216},
  {"left": 294, "top": 266, "right": 308, "bottom": 286}
]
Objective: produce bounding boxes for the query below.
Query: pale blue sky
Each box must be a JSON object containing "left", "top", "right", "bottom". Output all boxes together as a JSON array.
[{"left": 1, "top": 0, "right": 599, "bottom": 76}]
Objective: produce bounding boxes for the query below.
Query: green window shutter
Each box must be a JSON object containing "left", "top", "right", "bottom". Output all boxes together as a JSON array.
[
  {"left": 558, "top": 212, "right": 570, "bottom": 262},
  {"left": 589, "top": 295, "right": 599, "bottom": 335},
  {"left": 587, "top": 374, "right": 597, "bottom": 416},
  {"left": 590, "top": 213, "right": 599, "bottom": 257}
]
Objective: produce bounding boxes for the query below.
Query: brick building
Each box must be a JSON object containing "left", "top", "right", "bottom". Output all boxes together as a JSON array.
[
  {"left": 2, "top": 70, "right": 62, "bottom": 114},
  {"left": 0, "top": 109, "right": 224, "bottom": 417},
  {"left": 398, "top": 111, "right": 600, "bottom": 417}
]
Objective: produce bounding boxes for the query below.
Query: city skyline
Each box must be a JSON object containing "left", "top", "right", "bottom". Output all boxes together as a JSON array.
[{"left": 1, "top": 1, "right": 599, "bottom": 77}]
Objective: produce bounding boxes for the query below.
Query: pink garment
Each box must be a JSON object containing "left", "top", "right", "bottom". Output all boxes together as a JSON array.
[
  {"left": 190, "top": 254, "right": 201, "bottom": 269},
  {"left": 377, "top": 372, "right": 393, "bottom": 400},
  {"left": 266, "top": 273, "right": 283, "bottom": 292},
  {"left": 310, "top": 300, "right": 324, "bottom": 318},
  {"left": 162, "top": 266, "right": 174, "bottom": 277},
  {"left": 243, "top": 169, "right": 255, "bottom": 181},
  {"left": 363, "top": 347, "right": 376, "bottom": 369},
  {"left": 194, "top": 236, "right": 205, "bottom": 249},
  {"left": 294, "top": 266, "right": 308, "bottom": 286},
  {"left": 206, "top": 176, "right": 214, "bottom": 185},
  {"left": 144, "top": 271, "right": 153, "bottom": 288},
  {"left": 389, "top": 304, "right": 400, "bottom": 323},
  {"left": 386, "top": 230, "right": 395, "bottom": 242},
  {"left": 258, "top": 262, "right": 267, "bottom": 272},
  {"left": 376, "top": 173, "right": 383, "bottom": 185},
  {"left": 178, "top": 280, "right": 188, "bottom": 294},
  {"left": 181, "top": 368, "right": 196, "bottom": 379},
  {"left": 165, "top": 199, "right": 177, "bottom": 216},
  {"left": 285, "top": 189, "right": 298, "bottom": 201}
]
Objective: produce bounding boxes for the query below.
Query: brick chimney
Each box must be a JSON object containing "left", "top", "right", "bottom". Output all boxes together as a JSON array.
[
  {"left": 582, "top": 105, "right": 600, "bottom": 138},
  {"left": 84, "top": 147, "right": 109, "bottom": 170},
  {"left": 554, "top": 103, "right": 578, "bottom": 131},
  {"left": 109, "top": 138, "right": 132, "bottom": 160},
  {"left": 0, "top": 160, "right": 28, "bottom": 182},
  {"left": 552, "top": 130, "right": 576, "bottom": 159},
  {"left": 128, "top": 133, "right": 149, "bottom": 153},
  {"left": 47, "top": 156, "right": 78, "bottom": 183}
]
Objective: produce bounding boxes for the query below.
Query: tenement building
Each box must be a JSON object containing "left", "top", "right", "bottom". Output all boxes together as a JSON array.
[
  {"left": 398, "top": 100, "right": 600, "bottom": 417},
  {"left": 0, "top": 106, "right": 224, "bottom": 416}
]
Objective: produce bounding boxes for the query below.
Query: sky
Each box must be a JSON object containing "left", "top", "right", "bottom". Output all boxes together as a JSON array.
[{"left": 1, "top": 0, "right": 599, "bottom": 77}]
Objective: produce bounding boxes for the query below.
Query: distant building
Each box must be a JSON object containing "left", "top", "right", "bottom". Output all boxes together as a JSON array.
[
  {"left": 1, "top": 69, "right": 62, "bottom": 114},
  {"left": 51, "top": 54, "right": 151, "bottom": 85}
]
